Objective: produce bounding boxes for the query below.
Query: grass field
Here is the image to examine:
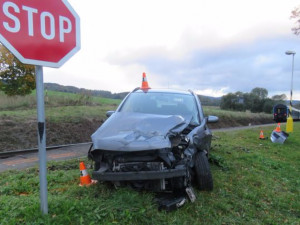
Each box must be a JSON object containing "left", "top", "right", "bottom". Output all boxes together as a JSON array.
[
  {"left": 0, "top": 123, "right": 299, "bottom": 224},
  {"left": 204, "top": 106, "right": 273, "bottom": 128},
  {"left": 0, "top": 91, "right": 272, "bottom": 124},
  {"left": 0, "top": 91, "right": 121, "bottom": 122},
  {"left": 0, "top": 91, "right": 121, "bottom": 111}
]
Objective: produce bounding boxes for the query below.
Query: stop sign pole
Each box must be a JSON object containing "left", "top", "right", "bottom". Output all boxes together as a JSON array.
[
  {"left": 35, "top": 65, "right": 48, "bottom": 214},
  {"left": 0, "top": 0, "right": 80, "bottom": 214}
]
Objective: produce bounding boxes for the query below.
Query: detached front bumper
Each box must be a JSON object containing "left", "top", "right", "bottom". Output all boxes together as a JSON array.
[{"left": 92, "top": 167, "right": 187, "bottom": 181}]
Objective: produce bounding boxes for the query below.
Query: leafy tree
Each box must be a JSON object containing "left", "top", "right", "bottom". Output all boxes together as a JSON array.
[
  {"left": 245, "top": 87, "right": 268, "bottom": 112},
  {"left": 0, "top": 44, "right": 35, "bottom": 96},
  {"left": 271, "top": 94, "right": 287, "bottom": 101},
  {"left": 250, "top": 96, "right": 263, "bottom": 113},
  {"left": 262, "top": 98, "right": 275, "bottom": 114},
  {"left": 271, "top": 94, "right": 287, "bottom": 105},
  {"left": 291, "top": 5, "right": 300, "bottom": 35},
  {"left": 220, "top": 92, "right": 246, "bottom": 111},
  {"left": 250, "top": 87, "right": 268, "bottom": 100},
  {"left": 243, "top": 93, "right": 253, "bottom": 111},
  {"left": 220, "top": 93, "right": 234, "bottom": 110},
  {"left": 221, "top": 87, "right": 282, "bottom": 114}
]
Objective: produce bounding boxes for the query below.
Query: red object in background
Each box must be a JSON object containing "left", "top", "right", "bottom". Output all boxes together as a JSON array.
[{"left": 0, "top": 0, "right": 80, "bottom": 68}]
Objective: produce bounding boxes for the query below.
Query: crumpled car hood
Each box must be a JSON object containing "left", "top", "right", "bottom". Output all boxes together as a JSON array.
[{"left": 91, "top": 112, "right": 190, "bottom": 151}]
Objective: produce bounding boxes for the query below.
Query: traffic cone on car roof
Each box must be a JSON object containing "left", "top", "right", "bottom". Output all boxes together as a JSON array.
[
  {"left": 79, "top": 162, "right": 92, "bottom": 186},
  {"left": 274, "top": 123, "right": 281, "bottom": 132},
  {"left": 141, "top": 72, "right": 150, "bottom": 90}
]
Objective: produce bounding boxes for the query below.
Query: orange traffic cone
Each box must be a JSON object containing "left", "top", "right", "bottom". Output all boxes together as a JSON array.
[
  {"left": 274, "top": 123, "right": 281, "bottom": 132},
  {"left": 141, "top": 72, "right": 150, "bottom": 89},
  {"left": 79, "top": 162, "right": 92, "bottom": 186},
  {"left": 259, "top": 130, "right": 266, "bottom": 140}
]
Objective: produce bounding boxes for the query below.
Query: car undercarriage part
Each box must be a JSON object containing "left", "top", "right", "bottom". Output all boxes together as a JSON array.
[
  {"left": 155, "top": 186, "right": 196, "bottom": 211},
  {"left": 185, "top": 187, "right": 196, "bottom": 202},
  {"left": 93, "top": 160, "right": 188, "bottom": 192},
  {"left": 156, "top": 194, "right": 187, "bottom": 212}
]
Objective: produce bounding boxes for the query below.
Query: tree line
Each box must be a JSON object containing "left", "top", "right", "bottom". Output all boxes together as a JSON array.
[{"left": 220, "top": 87, "right": 287, "bottom": 113}]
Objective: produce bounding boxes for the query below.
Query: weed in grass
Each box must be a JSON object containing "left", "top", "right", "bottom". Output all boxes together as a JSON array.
[{"left": 209, "top": 153, "right": 229, "bottom": 171}]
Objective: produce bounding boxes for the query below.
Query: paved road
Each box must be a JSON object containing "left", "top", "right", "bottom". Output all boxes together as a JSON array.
[
  {"left": 0, "top": 123, "right": 278, "bottom": 172},
  {"left": 0, "top": 143, "right": 91, "bottom": 172}
]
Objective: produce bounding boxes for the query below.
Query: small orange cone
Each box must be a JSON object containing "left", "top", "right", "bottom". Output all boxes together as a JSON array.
[
  {"left": 141, "top": 72, "right": 150, "bottom": 90},
  {"left": 79, "top": 162, "right": 92, "bottom": 186},
  {"left": 274, "top": 123, "right": 281, "bottom": 132},
  {"left": 259, "top": 130, "right": 266, "bottom": 140}
]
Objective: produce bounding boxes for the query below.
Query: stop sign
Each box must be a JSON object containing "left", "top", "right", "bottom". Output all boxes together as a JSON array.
[{"left": 0, "top": 0, "right": 80, "bottom": 68}]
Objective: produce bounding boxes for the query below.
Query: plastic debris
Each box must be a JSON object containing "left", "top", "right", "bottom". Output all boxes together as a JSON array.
[{"left": 270, "top": 131, "right": 289, "bottom": 144}]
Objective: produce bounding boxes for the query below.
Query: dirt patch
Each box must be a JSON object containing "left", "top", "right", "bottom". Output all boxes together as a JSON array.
[{"left": 0, "top": 118, "right": 103, "bottom": 151}]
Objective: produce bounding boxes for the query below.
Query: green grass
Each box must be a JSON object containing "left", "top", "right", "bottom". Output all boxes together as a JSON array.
[
  {"left": 0, "top": 91, "right": 36, "bottom": 110},
  {"left": 0, "top": 90, "right": 121, "bottom": 122},
  {"left": 0, "top": 90, "right": 121, "bottom": 111},
  {"left": 0, "top": 105, "right": 117, "bottom": 123},
  {"left": 45, "top": 90, "right": 121, "bottom": 106},
  {"left": 0, "top": 124, "right": 299, "bottom": 224},
  {"left": 204, "top": 106, "right": 273, "bottom": 123},
  {"left": 204, "top": 106, "right": 269, "bottom": 118}
]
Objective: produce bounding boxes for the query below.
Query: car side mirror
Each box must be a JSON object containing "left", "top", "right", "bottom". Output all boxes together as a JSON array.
[
  {"left": 106, "top": 111, "right": 115, "bottom": 118},
  {"left": 207, "top": 115, "right": 219, "bottom": 123}
]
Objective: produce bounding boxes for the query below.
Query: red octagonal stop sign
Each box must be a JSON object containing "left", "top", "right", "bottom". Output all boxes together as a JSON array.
[{"left": 0, "top": 0, "right": 80, "bottom": 68}]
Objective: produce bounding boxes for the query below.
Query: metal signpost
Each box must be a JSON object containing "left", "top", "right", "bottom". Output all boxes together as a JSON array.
[
  {"left": 0, "top": 0, "right": 80, "bottom": 214},
  {"left": 285, "top": 50, "right": 296, "bottom": 133},
  {"left": 35, "top": 65, "right": 48, "bottom": 213}
]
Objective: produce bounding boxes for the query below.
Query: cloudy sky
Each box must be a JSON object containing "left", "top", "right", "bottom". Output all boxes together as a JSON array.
[{"left": 44, "top": 0, "right": 300, "bottom": 99}]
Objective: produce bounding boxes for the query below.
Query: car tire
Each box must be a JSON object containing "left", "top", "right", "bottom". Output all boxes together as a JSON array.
[{"left": 194, "top": 151, "right": 213, "bottom": 191}]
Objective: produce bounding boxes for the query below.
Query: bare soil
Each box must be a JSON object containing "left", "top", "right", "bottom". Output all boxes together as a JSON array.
[
  {"left": 0, "top": 116, "right": 274, "bottom": 151},
  {"left": 0, "top": 118, "right": 103, "bottom": 151}
]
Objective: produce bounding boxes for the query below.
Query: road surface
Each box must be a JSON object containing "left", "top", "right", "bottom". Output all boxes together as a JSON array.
[{"left": 0, "top": 143, "right": 91, "bottom": 172}]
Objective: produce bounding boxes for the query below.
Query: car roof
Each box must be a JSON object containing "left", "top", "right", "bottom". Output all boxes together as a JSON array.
[{"left": 133, "top": 88, "right": 193, "bottom": 95}]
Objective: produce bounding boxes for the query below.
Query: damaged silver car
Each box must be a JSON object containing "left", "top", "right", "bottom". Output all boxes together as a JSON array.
[{"left": 89, "top": 88, "right": 218, "bottom": 199}]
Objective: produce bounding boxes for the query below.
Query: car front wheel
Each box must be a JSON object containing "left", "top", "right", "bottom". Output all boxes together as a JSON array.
[{"left": 194, "top": 151, "right": 213, "bottom": 191}]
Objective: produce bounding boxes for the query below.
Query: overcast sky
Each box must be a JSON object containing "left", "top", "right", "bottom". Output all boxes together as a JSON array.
[{"left": 44, "top": 0, "right": 300, "bottom": 99}]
